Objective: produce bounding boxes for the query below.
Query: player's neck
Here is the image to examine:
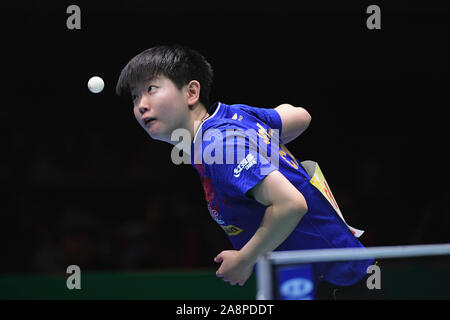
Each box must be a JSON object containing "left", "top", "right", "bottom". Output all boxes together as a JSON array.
[{"left": 190, "top": 104, "right": 209, "bottom": 143}]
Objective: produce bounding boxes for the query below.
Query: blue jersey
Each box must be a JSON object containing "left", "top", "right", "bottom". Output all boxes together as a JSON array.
[{"left": 190, "top": 102, "right": 373, "bottom": 286}]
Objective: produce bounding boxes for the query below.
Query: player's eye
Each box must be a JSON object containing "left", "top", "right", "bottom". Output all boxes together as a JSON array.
[{"left": 148, "top": 85, "right": 156, "bottom": 93}]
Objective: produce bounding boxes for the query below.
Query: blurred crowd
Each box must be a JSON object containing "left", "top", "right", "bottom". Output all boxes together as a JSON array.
[
  {"left": 2, "top": 129, "right": 449, "bottom": 274},
  {"left": 2, "top": 128, "right": 232, "bottom": 274}
]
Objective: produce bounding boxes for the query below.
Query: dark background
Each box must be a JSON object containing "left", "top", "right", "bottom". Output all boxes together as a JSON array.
[{"left": 1, "top": 1, "right": 449, "bottom": 274}]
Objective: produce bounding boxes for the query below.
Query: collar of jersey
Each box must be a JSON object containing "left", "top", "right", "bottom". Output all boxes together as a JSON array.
[{"left": 192, "top": 102, "right": 222, "bottom": 143}]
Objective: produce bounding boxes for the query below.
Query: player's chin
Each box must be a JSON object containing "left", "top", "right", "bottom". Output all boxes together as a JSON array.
[
  {"left": 147, "top": 131, "right": 162, "bottom": 141},
  {"left": 144, "top": 125, "right": 161, "bottom": 138},
  {"left": 147, "top": 129, "right": 169, "bottom": 143}
]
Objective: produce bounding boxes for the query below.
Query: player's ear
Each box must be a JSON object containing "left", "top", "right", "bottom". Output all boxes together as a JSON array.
[{"left": 185, "top": 80, "right": 200, "bottom": 105}]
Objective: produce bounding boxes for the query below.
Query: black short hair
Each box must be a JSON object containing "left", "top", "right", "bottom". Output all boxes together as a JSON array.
[{"left": 116, "top": 45, "right": 214, "bottom": 107}]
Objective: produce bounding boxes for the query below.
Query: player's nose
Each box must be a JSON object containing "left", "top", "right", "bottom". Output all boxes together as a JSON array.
[
  {"left": 138, "top": 105, "right": 148, "bottom": 115},
  {"left": 138, "top": 99, "right": 151, "bottom": 115}
]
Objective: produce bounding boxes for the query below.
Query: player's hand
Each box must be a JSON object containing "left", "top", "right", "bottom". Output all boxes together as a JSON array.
[{"left": 214, "top": 250, "right": 254, "bottom": 286}]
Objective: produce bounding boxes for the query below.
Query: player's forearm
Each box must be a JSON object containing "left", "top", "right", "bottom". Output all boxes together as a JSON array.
[
  {"left": 274, "top": 104, "right": 311, "bottom": 144},
  {"left": 239, "top": 202, "right": 307, "bottom": 264}
]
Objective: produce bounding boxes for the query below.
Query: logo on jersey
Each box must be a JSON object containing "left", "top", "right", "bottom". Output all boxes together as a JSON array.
[
  {"left": 207, "top": 202, "right": 225, "bottom": 225},
  {"left": 221, "top": 225, "right": 243, "bottom": 236},
  {"left": 207, "top": 202, "right": 243, "bottom": 236},
  {"left": 231, "top": 113, "right": 243, "bottom": 121},
  {"left": 233, "top": 153, "right": 257, "bottom": 178}
]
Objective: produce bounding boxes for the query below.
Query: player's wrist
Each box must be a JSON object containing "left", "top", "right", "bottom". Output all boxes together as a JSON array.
[{"left": 238, "top": 244, "right": 263, "bottom": 266}]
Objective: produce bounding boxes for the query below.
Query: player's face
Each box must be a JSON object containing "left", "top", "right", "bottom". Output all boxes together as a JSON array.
[{"left": 131, "top": 75, "right": 190, "bottom": 144}]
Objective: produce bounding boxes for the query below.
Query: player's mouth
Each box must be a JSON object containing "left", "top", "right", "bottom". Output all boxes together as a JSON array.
[{"left": 143, "top": 117, "right": 156, "bottom": 127}]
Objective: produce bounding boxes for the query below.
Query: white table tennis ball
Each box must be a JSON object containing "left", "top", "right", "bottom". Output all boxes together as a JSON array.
[{"left": 88, "top": 76, "right": 104, "bottom": 93}]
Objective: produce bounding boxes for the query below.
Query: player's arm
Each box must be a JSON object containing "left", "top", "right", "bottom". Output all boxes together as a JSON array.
[
  {"left": 214, "top": 170, "right": 307, "bottom": 285},
  {"left": 274, "top": 103, "right": 311, "bottom": 144},
  {"left": 241, "top": 170, "right": 308, "bottom": 262}
]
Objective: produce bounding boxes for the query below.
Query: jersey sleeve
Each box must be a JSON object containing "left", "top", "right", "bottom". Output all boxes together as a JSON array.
[
  {"left": 237, "top": 104, "right": 283, "bottom": 138},
  {"left": 203, "top": 127, "right": 280, "bottom": 200}
]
